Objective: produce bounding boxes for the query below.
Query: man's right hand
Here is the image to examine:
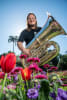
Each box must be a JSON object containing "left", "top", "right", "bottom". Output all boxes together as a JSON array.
[
  {"left": 23, "top": 48, "right": 31, "bottom": 56},
  {"left": 17, "top": 42, "right": 31, "bottom": 56}
]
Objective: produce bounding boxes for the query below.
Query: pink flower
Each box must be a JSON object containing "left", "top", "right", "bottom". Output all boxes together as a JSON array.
[
  {"left": 37, "top": 68, "right": 43, "bottom": 72},
  {"left": 43, "top": 64, "right": 50, "bottom": 68},
  {"left": 27, "top": 57, "right": 34, "bottom": 62},
  {"left": 61, "top": 84, "right": 67, "bottom": 86},
  {"left": 61, "top": 78, "right": 66, "bottom": 81},
  {"left": 10, "top": 67, "right": 23, "bottom": 74},
  {"left": 0, "top": 72, "right": 5, "bottom": 79},
  {"left": 27, "top": 57, "right": 40, "bottom": 63},
  {"left": 62, "top": 71, "right": 67, "bottom": 76},
  {"left": 0, "top": 86, "right": 7, "bottom": 94},
  {"left": 50, "top": 66, "right": 58, "bottom": 71},
  {"left": 7, "top": 83, "right": 16, "bottom": 89},
  {"left": 19, "top": 54, "right": 27, "bottom": 59},
  {"left": 8, "top": 67, "right": 23, "bottom": 80},
  {"left": 29, "top": 63, "right": 39, "bottom": 71},
  {"left": 33, "top": 57, "right": 40, "bottom": 63},
  {"left": 35, "top": 74, "right": 48, "bottom": 79}
]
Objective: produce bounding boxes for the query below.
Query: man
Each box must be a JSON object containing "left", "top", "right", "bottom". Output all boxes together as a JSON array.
[{"left": 17, "top": 13, "right": 41, "bottom": 56}]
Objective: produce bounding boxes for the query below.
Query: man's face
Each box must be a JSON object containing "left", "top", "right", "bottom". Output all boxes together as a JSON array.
[{"left": 27, "top": 14, "right": 37, "bottom": 27}]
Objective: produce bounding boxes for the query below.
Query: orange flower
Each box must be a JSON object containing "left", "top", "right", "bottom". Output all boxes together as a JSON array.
[
  {"left": 21, "top": 67, "right": 31, "bottom": 80},
  {"left": 1, "top": 53, "right": 16, "bottom": 73}
]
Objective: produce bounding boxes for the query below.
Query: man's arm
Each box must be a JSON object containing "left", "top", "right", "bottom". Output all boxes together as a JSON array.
[{"left": 17, "top": 41, "right": 30, "bottom": 56}]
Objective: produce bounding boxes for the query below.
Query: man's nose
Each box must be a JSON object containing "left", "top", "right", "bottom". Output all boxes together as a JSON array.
[{"left": 30, "top": 18, "right": 33, "bottom": 21}]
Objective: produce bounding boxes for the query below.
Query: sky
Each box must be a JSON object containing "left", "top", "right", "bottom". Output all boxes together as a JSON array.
[{"left": 0, "top": 0, "right": 67, "bottom": 55}]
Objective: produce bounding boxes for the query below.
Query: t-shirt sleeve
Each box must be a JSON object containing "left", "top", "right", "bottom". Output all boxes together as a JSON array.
[{"left": 18, "top": 31, "right": 25, "bottom": 42}]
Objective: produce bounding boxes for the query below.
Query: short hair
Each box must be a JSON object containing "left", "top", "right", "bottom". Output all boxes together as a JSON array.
[{"left": 27, "top": 13, "right": 36, "bottom": 20}]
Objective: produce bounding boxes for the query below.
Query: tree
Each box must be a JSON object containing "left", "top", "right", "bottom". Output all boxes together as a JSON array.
[
  {"left": 8, "top": 36, "right": 18, "bottom": 52},
  {"left": 58, "top": 54, "right": 67, "bottom": 70}
]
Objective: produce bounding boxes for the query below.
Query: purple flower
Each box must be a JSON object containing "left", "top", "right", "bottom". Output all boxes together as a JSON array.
[
  {"left": 37, "top": 84, "right": 41, "bottom": 89},
  {"left": 49, "top": 92, "right": 56, "bottom": 99},
  {"left": 27, "top": 88, "right": 38, "bottom": 99},
  {"left": 41, "top": 71, "right": 47, "bottom": 75},
  {"left": 13, "top": 74, "right": 18, "bottom": 81},
  {"left": 56, "top": 96, "right": 61, "bottom": 100},
  {"left": 56, "top": 88, "right": 67, "bottom": 100}
]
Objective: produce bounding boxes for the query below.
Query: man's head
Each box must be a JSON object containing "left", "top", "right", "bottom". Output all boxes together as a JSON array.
[{"left": 27, "top": 13, "right": 37, "bottom": 30}]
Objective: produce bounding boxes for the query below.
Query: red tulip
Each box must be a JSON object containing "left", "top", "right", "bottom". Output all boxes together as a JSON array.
[
  {"left": 1, "top": 53, "right": 16, "bottom": 73},
  {"left": 21, "top": 67, "right": 31, "bottom": 80},
  {"left": 0, "top": 55, "right": 5, "bottom": 67}
]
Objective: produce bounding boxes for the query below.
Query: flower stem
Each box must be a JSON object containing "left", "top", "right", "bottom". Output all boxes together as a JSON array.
[{"left": 0, "top": 73, "right": 7, "bottom": 98}]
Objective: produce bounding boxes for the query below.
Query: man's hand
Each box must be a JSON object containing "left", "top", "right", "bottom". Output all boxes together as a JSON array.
[
  {"left": 17, "top": 42, "right": 31, "bottom": 56},
  {"left": 23, "top": 48, "right": 31, "bottom": 56}
]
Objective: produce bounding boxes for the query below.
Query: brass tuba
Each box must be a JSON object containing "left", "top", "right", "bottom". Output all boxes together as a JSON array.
[{"left": 26, "top": 15, "right": 67, "bottom": 66}]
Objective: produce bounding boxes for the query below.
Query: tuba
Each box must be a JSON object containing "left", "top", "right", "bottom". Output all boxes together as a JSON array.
[{"left": 26, "top": 15, "right": 67, "bottom": 66}]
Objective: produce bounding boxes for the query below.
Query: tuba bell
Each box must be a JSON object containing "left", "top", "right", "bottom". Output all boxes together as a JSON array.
[{"left": 26, "top": 15, "right": 67, "bottom": 66}]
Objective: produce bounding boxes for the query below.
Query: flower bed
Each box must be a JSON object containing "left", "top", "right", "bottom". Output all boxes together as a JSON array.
[{"left": 0, "top": 53, "right": 67, "bottom": 100}]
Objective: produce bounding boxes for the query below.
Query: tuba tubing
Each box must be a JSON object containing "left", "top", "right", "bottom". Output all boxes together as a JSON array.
[{"left": 25, "top": 15, "right": 67, "bottom": 66}]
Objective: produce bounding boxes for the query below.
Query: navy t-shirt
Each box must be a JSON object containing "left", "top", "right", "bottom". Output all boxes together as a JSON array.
[{"left": 18, "top": 27, "right": 41, "bottom": 45}]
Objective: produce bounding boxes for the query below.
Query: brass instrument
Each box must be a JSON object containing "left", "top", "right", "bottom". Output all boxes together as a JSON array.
[{"left": 26, "top": 15, "right": 66, "bottom": 66}]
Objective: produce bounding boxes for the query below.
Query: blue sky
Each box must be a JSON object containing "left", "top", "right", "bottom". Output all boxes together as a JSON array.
[{"left": 0, "top": 0, "right": 67, "bottom": 55}]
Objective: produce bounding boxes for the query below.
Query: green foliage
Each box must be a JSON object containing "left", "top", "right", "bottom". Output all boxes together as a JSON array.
[
  {"left": 58, "top": 54, "right": 67, "bottom": 70},
  {"left": 39, "top": 79, "right": 50, "bottom": 100}
]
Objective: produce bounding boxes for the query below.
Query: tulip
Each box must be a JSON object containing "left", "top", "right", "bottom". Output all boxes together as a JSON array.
[
  {"left": 1, "top": 53, "right": 16, "bottom": 73},
  {"left": 21, "top": 67, "right": 31, "bottom": 80},
  {"left": 0, "top": 53, "right": 16, "bottom": 98},
  {"left": 0, "top": 55, "right": 5, "bottom": 67}
]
